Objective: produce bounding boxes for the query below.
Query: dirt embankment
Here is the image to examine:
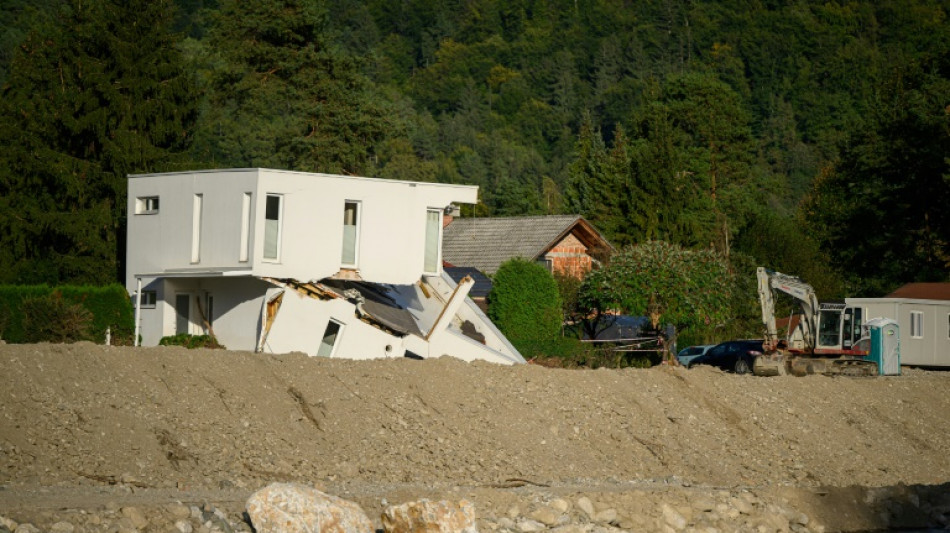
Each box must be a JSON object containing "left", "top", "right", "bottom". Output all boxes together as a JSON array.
[{"left": 1, "top": 343, "right": 949, "bottom": 532}]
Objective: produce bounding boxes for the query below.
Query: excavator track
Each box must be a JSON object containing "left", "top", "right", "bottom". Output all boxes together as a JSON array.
[
  {"left": 830, "top": 358, "right": 879, "bottom": 377},
  {"left": 755, "top": 354, "right": 878, "bottom": 377}
]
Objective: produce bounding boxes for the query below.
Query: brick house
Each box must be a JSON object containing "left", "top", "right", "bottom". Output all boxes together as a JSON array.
[{"left": 441, "top": 214, "right": 613, "bottom": 279}]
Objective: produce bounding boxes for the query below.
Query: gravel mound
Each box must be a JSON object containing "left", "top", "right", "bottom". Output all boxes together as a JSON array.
[{"left": 1, "top": 342, "right": 949, "bottom": 531}]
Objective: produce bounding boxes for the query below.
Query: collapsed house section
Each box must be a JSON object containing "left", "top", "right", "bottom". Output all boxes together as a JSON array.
[{"left": 257, "top": 273, "right": 523, "bottom": 365}]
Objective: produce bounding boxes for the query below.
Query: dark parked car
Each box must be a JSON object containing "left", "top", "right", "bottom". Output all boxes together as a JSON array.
[{"left": 687, "top": 340, "right": 764, "bottom": 374}]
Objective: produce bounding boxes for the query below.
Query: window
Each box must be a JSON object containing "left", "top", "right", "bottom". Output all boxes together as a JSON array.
[
  {"left": 424, "top": 208, "right": 440, "bottom": 273},
  {"left": 191, "top": 194, "right": 203, "bottom": 263},
  {"left": 536, "top": 257, "right": 553, "bottom": 272},
  {"left": 139, "top": 291, "right": 157, "bottom": 309},
  {"left": 818, "top": 309, "right": 842, "bottom": 347},
  {"left": 239, "top": 192, "right": 252, "bottom": 262},
  {"left": 135, "top": 196, "right": 160, "bottom": 215},
  {"left": 341, "top": 201, "right": 360, "bottom": 267},
  {"left": 911, "top": 311, "right": 924, "bottom": 339},
  {"left": 264, "top": 194, "right": 282, "bottom": 261},
  {"left": 947, "top": 314, "right": 949, "bottom": 340},
  {"left": 317, "top": 319, "right": 343, "bottom": 357}
]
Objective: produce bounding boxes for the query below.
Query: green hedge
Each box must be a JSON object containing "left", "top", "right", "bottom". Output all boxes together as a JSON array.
[{"left": 0, "top": 284, "right": 134, "bottom": 344}]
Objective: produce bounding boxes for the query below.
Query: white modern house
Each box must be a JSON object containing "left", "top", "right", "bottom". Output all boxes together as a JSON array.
[{"left": 125, "top": 168, "right": 524, "bottom": 365}]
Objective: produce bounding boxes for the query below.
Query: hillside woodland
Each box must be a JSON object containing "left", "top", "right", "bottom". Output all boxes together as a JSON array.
[{"left": 0, "top": 0, "right": 947, "bottom": 304}]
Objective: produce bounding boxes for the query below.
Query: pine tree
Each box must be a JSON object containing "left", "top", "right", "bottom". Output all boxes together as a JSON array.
[
  {"left": 0, "top": 0, "right": 198, "bottom": 284},
  {"left": 192, "top": 0, "right": 397, "bottom": 175}
]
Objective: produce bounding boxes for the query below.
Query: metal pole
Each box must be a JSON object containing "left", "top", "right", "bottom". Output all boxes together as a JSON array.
[{"left": 133, "top": 277, "right": 142, "bottom": 347}]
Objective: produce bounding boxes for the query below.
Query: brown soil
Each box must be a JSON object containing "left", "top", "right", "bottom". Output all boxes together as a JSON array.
[{"left": 1, "top": 342, "right": 949, "bottom": 531}]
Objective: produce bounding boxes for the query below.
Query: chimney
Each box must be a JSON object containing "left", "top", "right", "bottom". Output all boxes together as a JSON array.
[{"left": 443, "top": 204, "right": 460, "bottom": 228}]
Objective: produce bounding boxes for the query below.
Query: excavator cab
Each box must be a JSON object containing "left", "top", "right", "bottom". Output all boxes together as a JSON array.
[{"left": 815, "top": 303, "right": 867, "bottom": 354}]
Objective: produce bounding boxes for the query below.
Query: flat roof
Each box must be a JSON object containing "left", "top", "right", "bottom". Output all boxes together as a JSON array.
[{"left": 128, "top": 167, "right": 479, "bottom": 193}]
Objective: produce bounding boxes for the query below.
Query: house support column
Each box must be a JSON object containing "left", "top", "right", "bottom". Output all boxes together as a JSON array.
[
  {"left": 426, "top": 276, "right": 474, "bottom": 341},
  {"left": 133, "top": 277, "right": 142, "bottom": 347}
]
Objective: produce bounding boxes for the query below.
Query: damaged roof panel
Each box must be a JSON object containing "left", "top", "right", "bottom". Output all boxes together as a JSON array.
[{"left": 318, "top": 279, "right": 424, "bottom": 337}]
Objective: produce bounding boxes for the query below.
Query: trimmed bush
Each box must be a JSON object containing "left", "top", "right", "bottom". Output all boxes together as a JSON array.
[
  {"left": 159, "top": 334, "right": 225, "bottom": 349},
  {"left": 0, "top": 284, "right": 134, "bottom": 344},
  {"left": 488, "top": 258, "right": 562, "bottom": 342}
]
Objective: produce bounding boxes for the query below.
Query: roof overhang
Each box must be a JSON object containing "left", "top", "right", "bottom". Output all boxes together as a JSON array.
[{"left": 133, "top": 268, "right": 254, "bottom": 278}]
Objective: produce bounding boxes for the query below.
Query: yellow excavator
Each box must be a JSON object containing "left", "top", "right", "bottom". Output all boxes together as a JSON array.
[{"left": 753, "top": 267, "right": 878, "bottom": 376}]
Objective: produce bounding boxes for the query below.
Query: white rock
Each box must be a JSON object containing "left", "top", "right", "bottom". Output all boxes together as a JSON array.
[
  {"left": 661, "top": 504, "right": 687, "bottom": 531},
  {"left": 175, "top": 520, "right": 194, "bottom": 533},
  {"left": 516, "top": 519, "right": 546, "bottom": 532},
  {"left": 0, "top": 517, "right": 17, "bottom": 531},
  {"left": 550, "top": 499, "right": 570, "bottom": 513},
  {"left": 592, "top": 508, "right": 616, "bottom": 524},
  {"left": 121, "top": 507, "right": 149, "bottom": 530},
  {"left": 246, "top": 483, "right": 373, "bottom": 533},
  {"left": 576, "top": 498, "right": 595, "bottom": 518},
  {"left": 530, "top": 507, "right": 560, "bottom": 526},
  {"left": 382, "top": 499, "right": 477, "bottom": 533},
  {"left": 49, "top": 523, "right": 74, "bottom": 533}
]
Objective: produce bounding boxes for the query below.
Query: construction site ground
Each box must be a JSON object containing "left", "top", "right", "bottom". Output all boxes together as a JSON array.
[{"left": 1, "top": 342, "right": 949, "bottom": 532}]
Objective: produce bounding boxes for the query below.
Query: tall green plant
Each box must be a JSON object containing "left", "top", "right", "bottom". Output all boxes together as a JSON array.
[
  {"left": 579, "top": 241, "right": 733, "bottom": 359},
  {"left": 488, "top": 258, "right": 562, "bottom": 343}
]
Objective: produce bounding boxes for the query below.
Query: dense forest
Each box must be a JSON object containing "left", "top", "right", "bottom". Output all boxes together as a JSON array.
[{"left": 0, "top": 0, "right": 947, "bottom": 300}]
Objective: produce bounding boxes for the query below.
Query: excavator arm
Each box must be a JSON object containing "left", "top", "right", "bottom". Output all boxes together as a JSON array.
[{"left": 756, "top": 267, "right": 819, "bottom": 351}]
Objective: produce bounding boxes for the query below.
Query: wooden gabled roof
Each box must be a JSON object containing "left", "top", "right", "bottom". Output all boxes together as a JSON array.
[{"left": 442, "top": 215, "right": 613, "bottom": 274}]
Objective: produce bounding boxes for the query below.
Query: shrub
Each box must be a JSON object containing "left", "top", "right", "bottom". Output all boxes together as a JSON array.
[
  {"left": 0, "top": 284, "right": 134, "bottom": 344},
  {"left": 21, "top": 293, "right": 95, "bottom": 343},
  {"left": 59, "top": 285, "right": 135, "bottom": 345},
  {"left": 488, "top": 258, "right": 562, "bottom": 342},
  {"left": 159, "top": 334, "right": 225, "bottom": 349}
]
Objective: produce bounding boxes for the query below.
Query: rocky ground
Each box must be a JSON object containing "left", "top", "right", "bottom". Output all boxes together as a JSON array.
[{"left": 1, "top": 342, "right": 949, "bottom": 532}]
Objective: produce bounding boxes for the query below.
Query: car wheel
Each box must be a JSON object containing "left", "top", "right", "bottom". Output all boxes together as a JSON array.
[{"left": 734, "top": 358, "right": 751, "bottom": 375}]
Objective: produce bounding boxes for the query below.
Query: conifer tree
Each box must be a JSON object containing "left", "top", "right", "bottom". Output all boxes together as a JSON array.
[
  {"left": 0, "top": 0, "right": 198, "bottom": 284},
  {"left": 193, "top": 0, "right": 397, "bottom": 175}
]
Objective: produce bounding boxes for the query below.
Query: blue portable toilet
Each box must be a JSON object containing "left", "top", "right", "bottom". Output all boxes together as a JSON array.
[{"left": 864, "top": 317, "right": 900, "bottom": 375}]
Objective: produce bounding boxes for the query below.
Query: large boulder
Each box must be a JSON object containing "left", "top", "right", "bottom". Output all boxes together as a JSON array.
[
  {"left": 382, "top": 499, "right": 477, "bottom": 533},
  {"left": 246, "top": 483, "right": 373, "bottom": 533}
]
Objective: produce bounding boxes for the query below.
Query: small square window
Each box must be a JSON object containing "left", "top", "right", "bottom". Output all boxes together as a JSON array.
[
  {"left": 135, "top": 196, "right": 160, "bottom": 215},
  {"left": 140, "top": 291, "right": 157, "bottom": 309}
]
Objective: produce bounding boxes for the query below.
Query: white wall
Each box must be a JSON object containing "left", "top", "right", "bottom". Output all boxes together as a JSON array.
[
  {"left": 126, "top": 170, "right": 260, "bottom": 290},
  {"left": 262, "top": 288, "right": 409, "bottom": 359},
  {"left": 133, "top": 276, "right": 270, "bottom": 349},
  {"left": 848, "top": 298, "right": 950, "bottom": 367},
  {"left": 127, "top": 169, "right": 478, "bottom": 293},
  {"left": 250, "top": 169, "right": 476, "bottom": 284}
]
